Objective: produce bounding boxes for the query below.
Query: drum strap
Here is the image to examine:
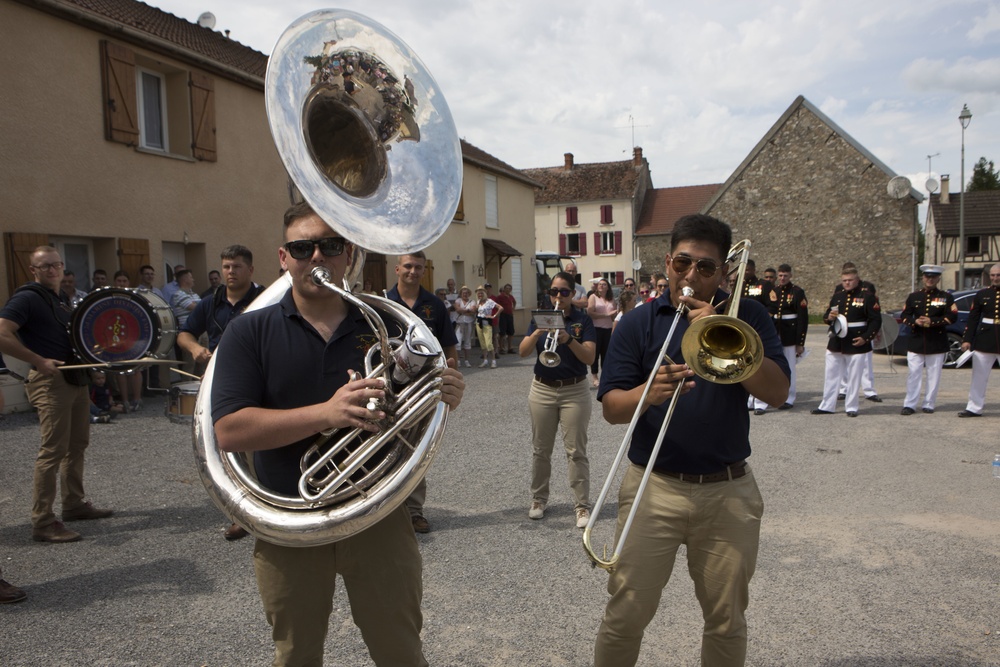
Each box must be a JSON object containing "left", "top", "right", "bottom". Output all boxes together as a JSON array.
[{"left": 14, "top": 284, "right": 88, "bottom": 385}]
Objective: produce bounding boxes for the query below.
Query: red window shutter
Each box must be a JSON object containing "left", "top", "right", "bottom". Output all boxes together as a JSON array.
[
  {"left": 593, "top": 271, "right": 601, "bottom": 279},
  {"left": 189, "top": 72, "right": 217, "bottom": 162},
  {"left": 579, "top": 233, "right": 587, "bottom": 256},
  {"left": 559, "top": 234, "right": 567, "bottom": 255},
  {"left": 101, "top": 41, "right": 139, "bottom": 146},
  {"left": 566, "top": 207, "right": 578, "bottom": 227},
  {"left": 594, "top": 232, "right": 601, "bottom": 255},
  {"left": 601, "top": 204, "right": 613, "bottom": 224},
  {"left": 614, "top": 231, "right": 622, "bottom": 255},
  {"left": 616, "top": 271, "right": 624, "bottom": 285}
]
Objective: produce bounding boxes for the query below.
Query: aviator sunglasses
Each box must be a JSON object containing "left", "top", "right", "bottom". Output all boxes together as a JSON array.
[
  {"left": 548, "top": 287, "right": 573, "bottom": 297},
  {"left": 284, "top": 238, "right": 346, "bottom": 260},
  {"left": 669, "top": 254, "right": 722, "bottom": 278}
]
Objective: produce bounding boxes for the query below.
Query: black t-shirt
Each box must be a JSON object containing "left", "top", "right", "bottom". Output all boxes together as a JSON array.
[{"left": 0, "top": 284, "right": 75, "bottom": 363}]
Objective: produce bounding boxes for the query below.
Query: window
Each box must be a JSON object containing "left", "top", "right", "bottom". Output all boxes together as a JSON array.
[
  {"left": 510, "top": 257, "right": 523, "bottom": 308},
  {"left": 138, "top": 69, "right": 167, "bottom": 151},
  {"left": 600, "top": 204, "right": 613, "bottom": 225},
  {"left": 966, "top": 236, "right": 982, "bottom": 255},
  {"left": 595, "top": 231, "right": 623, "bottom": 256},
  {"left": 559, "top": 233, "right": 587, "bottom": 256},
  {"left": 565, "top": 206, "right": 579, "bottom": 227},
  {"left": 485, "top": 175, "right": 499, "bottom": 229},
  {"left": 595, "top": 271, "right": 624, "bottom": 286}
]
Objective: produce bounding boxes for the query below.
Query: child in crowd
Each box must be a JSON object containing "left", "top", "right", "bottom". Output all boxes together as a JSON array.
[{"left": 89, "top": 370, "right": 123, "bottom": 423}]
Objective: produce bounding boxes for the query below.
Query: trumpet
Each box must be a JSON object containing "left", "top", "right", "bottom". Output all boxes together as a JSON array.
[
  {"left": 539, "top": 329, "right": 561, "bottom": 367},
  {"left": 583, "top": 240, "right": 764, "bottom": 571}
]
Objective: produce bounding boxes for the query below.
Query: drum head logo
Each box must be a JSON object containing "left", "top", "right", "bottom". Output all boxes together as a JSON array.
[{"left": 77, "top": 295, "right": 154, "bottom": 363}]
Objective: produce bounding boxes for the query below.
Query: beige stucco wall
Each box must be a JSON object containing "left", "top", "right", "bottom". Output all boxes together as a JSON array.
[
  {"left": 0, "top": 1, "right": 290, "bottom": 301},
  {"left": 534, "top": 198, "right": 636, "bottom": 285}
]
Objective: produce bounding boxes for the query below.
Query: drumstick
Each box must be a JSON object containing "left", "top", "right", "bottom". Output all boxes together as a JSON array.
[
  {"left": 169, "top": 367, "right": 203, "bottom": 380},
  {"left": 58, "top": 358, "right": 181, "bottom": 370}
]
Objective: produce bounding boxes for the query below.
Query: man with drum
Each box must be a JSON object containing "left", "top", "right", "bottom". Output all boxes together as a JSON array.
[
  {"left": 0, "top": 246, "right": 114, "bottom": 543},
  {"left": 593, "top": 215, "right": 789, "bottom": 666},
  {"left": 385, "top": 250, "right": 458, "bottom": 534},
  {"left": 211, "top": 202, "right": 465, "bottom": 666},
  {"left": 179, "top": 245, "right": 264, "bottom": 541},
  {"left": 900, "top": 265, "right": 955, "bottom": 415},
  {"left": 958, "top": 263, "right": 1000, "bottom": 418}
]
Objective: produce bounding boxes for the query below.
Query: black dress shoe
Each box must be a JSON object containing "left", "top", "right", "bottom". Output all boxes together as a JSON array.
[
  {"left": 847, "top": 411, "right": 858, "bottom": 418},
  {"left": 958, "top": 410, "right": 982, "bottom": 418},
  {"left": 777, "top": 403, "right": 793, "bottom": 410},
  {"left": 810, "top": 409, "right": 833, "bottom": 415},
  {"left": 900, "top": 407, "right": 915, "bottom": 415},
  {"left": 224, "top": 524, "right": 249, "bottom": 541},
  {"left": 837, "top": 393, "right": 846, "bottom": 401},
  {"left": 0, "top": 578, "right": 27, "bottom": 604},
  {"left": 866, "top": 395, "right": 883, "bottom": 403},
  {"left": 922, "top": 408, "right": 934, "bottom": 414},
  {"left": 754, "top": 409, "right": 766, "bottom": 415}
]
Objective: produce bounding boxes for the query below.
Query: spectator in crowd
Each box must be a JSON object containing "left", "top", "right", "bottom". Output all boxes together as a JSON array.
[
  {"left": 91, "top": 269, "right": 109, "bottom": 291},
  {"left": 454, "top": 286, "right": 476, "bottom": 368},
  {"left": 201, "top": 270, "right": 222, "bottom": 299},
  {"left": 587, "top": 278, "right": 618, "bottom": 388},
  {"left": 495, "top": 283, "right": 517, "bottom": 354},
  {"left": 162, "top": 264, "right": 186, "bottom": 305},
  {"left": 137, "top": 265, "right": 165, "bottom": 300},
  {"left": 613, "top": 288, "right": 636, "bottom": 331},
  {"left": 170, "top": 269, "right": 200, "bottom": 329},
  {"left": 89, "top": 370, "right": 123, "bottom": 422},
  {"left": 60, "top": 271, "right": 88, "bottom": 308},
  {"left": 564, "top": 261, "right": 589, "bottom": 309},
  {"left": 636, "top": 282, "right": 651, "bottom": 307},
  {"left": 623, "top": 278, "right": 636, "bottom": 292},
  {"left": 475, "top": 286, "right": 502, "bottom": 368},
  {"left": 112, "top": 270, "right": 130, "bottom": 288}
]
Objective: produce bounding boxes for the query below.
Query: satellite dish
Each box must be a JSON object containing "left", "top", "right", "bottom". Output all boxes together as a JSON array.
[
  {"left": 631, "top": 259, "right": 642, "bottom": 271},
  {"left": 197, "top": 12, "right": 217, "bottom": 29},
  {"left": 871, "top": 314, "right": 899, "bottom": 351},
  {"left": 925, "top": 177, "right": 939, "bottom": 194},
  {"left": 887, "top": 176, "right": 911, "bottom": 199}
]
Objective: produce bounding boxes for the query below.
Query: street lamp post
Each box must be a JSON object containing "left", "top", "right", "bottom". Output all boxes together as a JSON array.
[{"left": 959, "top": 104, "right": 972, "bottom": 289}]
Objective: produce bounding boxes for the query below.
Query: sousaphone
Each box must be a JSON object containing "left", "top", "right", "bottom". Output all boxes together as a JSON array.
[{"left": 193, "top": 9, "right": 462, "bottom": 547}]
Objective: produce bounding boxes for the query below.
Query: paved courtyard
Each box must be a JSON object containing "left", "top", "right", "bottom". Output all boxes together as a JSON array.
[{"left": 1, "top": 325, "right": 998, "bottom": 666}]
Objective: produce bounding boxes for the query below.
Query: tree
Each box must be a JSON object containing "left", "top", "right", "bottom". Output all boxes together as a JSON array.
[{"left": 968, "top": 157, "right": 1000, "bottom": 191}]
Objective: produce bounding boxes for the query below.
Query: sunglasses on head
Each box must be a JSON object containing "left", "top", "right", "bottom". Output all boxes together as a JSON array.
[
  {"left": 284, "top": 238, "right": 346, "bottom": 260},
  {"left": 548, "top": 287, "right": 573, "bottom": 297},
  {"left": 669, "top": 254, "right": 721, "bottom": 278}
]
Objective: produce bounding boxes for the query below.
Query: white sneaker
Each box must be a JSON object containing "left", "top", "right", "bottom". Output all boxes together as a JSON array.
[
  {"left": 479, "top": 360, "right": 488, "bottom": 368},
  {"left": 575, "top": 508, "right": 591, "bottom": 529},
  {"left": 464, "top": 360, "right": 471, "bottom": 368},
  {"left": 528, "top": 501, "right": 545, "bottom": 520},
  {"left": 490, "top": 360, "right": 497, "bottom": 368}
]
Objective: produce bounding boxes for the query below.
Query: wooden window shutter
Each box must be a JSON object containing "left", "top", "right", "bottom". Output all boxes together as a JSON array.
[
  {"left": 601, "top": 204, "right": 613, "bottom": 224},
  {"left": 559, "top": 234, "right": 567, "bottom": 255},
  {"left": 454, "top": 191, "right": 465, "bottom": 221},
  {"left": 579, "top": 233, "right": 587, "bottom": 256},
  {"left": 4, "top": 232, "right": 50, "bottom": 294},
  {"left": 614, "top": 231, "right": 623, "bottom": 255},
  {"left": 594, "top": 232, "right": 601, "bottom": 255},
  {"left": 566, "top": 207, "right": 578, "bottom": 227},
  {"left": 101, "top": 41, "right": 139, "bottom": 146},
  {"left": 117, "top": 237, "right": 150, "bottom": 287},
  {"left": 615, "top": 271, "right": 624, "bottom": 285},
  {"left": 190, "top": 72, "right": 217, "bottom": 162},
  {"left": 592, "top": 271, "right": 600, "bottom": 279}
]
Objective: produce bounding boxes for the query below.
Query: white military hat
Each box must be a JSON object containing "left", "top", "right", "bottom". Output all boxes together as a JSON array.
[{"left": 918, "top": 264, "right": 944, "bottom": 275}]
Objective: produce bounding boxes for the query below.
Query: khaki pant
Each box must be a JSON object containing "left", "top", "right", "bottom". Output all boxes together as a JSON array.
[
  {"left": 594, "top": 464, "right": 763, "bottom": 667},
  {"left": 25, "top": 370, "right": 91, "bottom": 528},
  {"left": 528, "top": 378, "right": 591, "bottom": 510},
  {"left": 253, "top": 505, "right": 427, "bottom": 667}
]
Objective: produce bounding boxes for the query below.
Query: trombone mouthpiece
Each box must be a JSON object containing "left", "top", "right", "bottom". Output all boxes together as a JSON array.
[
  {"left": 311, "top": 266, "right": 332, "bottom": 285},
  {"left": 681, "top": 286, "right": 694, "bottom": 298}
]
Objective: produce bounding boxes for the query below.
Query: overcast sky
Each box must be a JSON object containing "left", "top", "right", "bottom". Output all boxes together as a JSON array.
[{"left": 151, "top": 0, "right": 1000, "bottom": 205}]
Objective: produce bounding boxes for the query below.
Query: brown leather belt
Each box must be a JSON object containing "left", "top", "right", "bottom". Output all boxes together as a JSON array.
[
  {"left": 654, "top": 460, "right": 748, "bottom": 484},
  {"left": 534, "top": 375, "right": 587, "bottom": 388}
]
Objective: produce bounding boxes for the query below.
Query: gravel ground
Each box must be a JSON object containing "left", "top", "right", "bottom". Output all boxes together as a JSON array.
[{"left": 2, "top": 324, "right": 999, "bottom": 666}]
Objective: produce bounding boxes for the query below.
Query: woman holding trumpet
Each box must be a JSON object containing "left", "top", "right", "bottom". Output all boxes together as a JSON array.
[{"left": 519, "top": 272, "right": 596, "bottom": 528}]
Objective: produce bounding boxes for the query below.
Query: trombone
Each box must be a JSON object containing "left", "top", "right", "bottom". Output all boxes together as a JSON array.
[{"left": 583, "top": 240, "right": 764, "bottom": 571}]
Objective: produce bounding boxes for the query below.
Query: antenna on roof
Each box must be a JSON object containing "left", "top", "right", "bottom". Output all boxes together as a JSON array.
[
  {"left": 615, "top": 114, "right": 649, "bottom": 150},
  {"left": 197, "top": 12, "right": 216, "bottom": 30}
]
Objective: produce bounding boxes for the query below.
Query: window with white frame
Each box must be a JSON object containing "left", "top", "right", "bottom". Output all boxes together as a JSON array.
[
  {"left": 485, "top": 175, "right": 499, "bottom": 229},
  {"left": 138, "top": 68, "right": 167, "bottom": 151},
  {"left": 599, "top": 232, "right": 616, "bottom": 255}
]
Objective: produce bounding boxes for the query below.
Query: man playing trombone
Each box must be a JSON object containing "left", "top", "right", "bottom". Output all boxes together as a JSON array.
[{"left": 592, "top": 214, "right": 789, "bottom": 667}]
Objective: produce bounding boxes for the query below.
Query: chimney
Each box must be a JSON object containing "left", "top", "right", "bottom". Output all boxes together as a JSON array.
[
  {"left": 633, "top": 146, "right": 643, "bottom": 166},
  {"left": 564, "top": 153, "right": 574, "bottom": 171},
  {"left": 940, "top": 174, "right": 950, "bottom": 205}
]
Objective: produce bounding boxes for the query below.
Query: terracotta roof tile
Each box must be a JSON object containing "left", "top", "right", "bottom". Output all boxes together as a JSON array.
[
  {"left": 63, "top": 0, "right": 267, "bottom": 78},
  {"left": 523, "top": 157, "right": 644, "bottom": 204},
  {"left": 635, "top": 184, "right": 722, "bottom": 236},
  {"left": 929, "top": 190, "right": 1000, "bottom": 235}
]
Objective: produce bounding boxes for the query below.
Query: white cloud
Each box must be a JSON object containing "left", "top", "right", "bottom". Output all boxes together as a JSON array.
[{"left": 969, "top": 4, "right": 1000, "bottom": 41}]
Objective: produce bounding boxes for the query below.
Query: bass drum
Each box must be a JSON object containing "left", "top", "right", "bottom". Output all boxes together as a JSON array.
[{"left": 71, "top": 288, "right": 176, "bottom": 366}]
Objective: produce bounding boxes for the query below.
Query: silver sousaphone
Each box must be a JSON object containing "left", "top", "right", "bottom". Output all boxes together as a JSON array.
[{"left": 193, "top": 9, "right": 462, "bottom": 547}]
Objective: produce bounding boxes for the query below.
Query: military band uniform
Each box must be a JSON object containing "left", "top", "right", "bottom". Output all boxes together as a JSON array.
[
  {"left": 385, "top": 283, "right": 458, "bottom": 525},
  {"left": 836, "top": 280, "right": 880, "bottom": 400},
  {"left": 523, "top": 306, "right": 596, "bottom": 515},
  {"left": 901, "top": 284, "right": 955, "bottom": 413},
  {"left": 211, "top": 289, "right": 426, "bottom": 667},
  {"left": 961, "top": 284, "right": 1000, "bottom": 416},
  {"left": 817, "top": 287, "right": 881, "bottom": 415},
  {"left": 772, "top": 282, "right": 808, "bottom": 407},
  {"left": 593, "top": 290, "right": 789, "bottom": 666},
  {"left": 741, "top": 278, "right": 778, "bottom": 412}
]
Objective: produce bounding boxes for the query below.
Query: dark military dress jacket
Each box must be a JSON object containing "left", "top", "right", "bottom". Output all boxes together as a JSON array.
[
  {"left": 963, "top": 286, "right": 1000, "bottom": 354},
  {"left": 901, "top": 287, "right": 956, "bottom": 355},
  {"left": 742, "top": 278, "right": 778, "bottom": 318},
  {"left": 773, "top": 283, "right": 808, "bottom": 347},
  {"left": 824, "top": 287, "right": 881, "bottom": 354}
]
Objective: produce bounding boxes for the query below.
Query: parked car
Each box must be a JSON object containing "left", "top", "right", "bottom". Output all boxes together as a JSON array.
[{"left": 877, "top": 290, "right": 977, "bottom": 367}]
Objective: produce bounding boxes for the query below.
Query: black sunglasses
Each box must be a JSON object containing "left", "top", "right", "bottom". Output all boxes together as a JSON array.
[
  {"left": 284, "top": 238, "right": 346, "bottom": 260},
  {"left": 669, "top": 254, "right": 721, "bottom": 278},
  {"left": 548, "top": 287, "right": 573, "bottom": 297}
]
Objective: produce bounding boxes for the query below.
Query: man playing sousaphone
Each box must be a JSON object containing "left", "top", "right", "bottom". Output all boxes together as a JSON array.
[{"left": 211, "top": 203, "right": 465, "bottom": 666}]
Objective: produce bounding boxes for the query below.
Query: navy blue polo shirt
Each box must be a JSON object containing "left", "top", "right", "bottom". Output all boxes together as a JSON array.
[
  {"left": 598, "top": 290, "right": 789, "bottom": 474},
  {"left": 211, "top": 289, "right": 376, "bottom": 495},
  {"left": 526, "top": 307, "right": 596, "bottom": 380},
  {"left": 181, "top": 284, "right": 264, "bottom": 352},
  {"left": 0, "top": 285, "right": 75, "bottom": 363},
  {"left": 384, "top": 285, "right": 458, "bottom": 349}
]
